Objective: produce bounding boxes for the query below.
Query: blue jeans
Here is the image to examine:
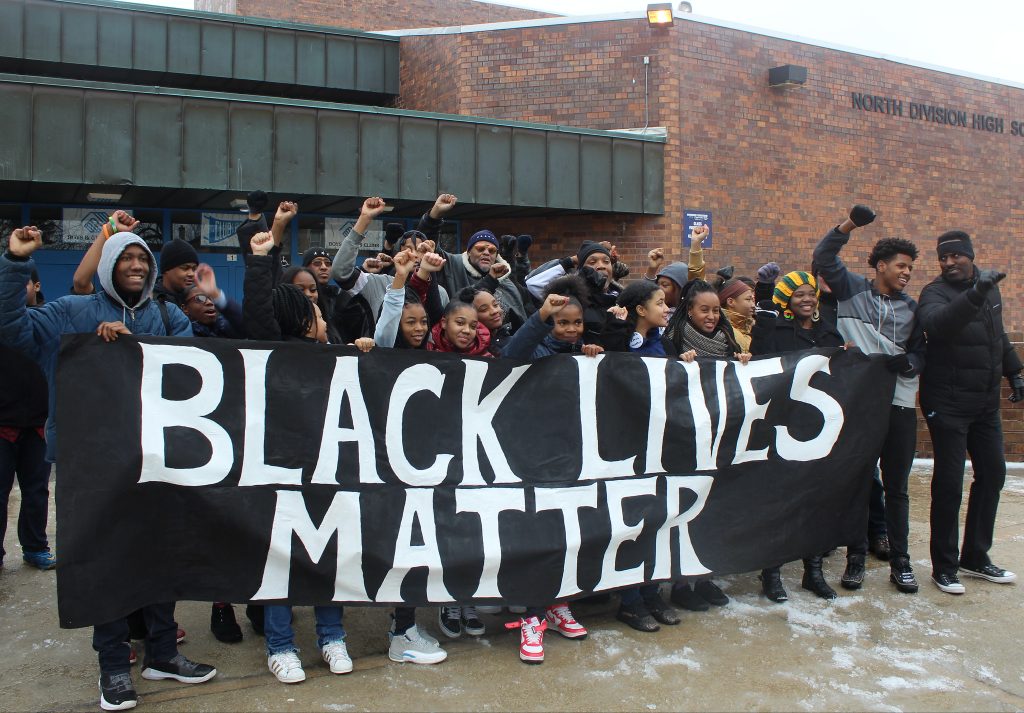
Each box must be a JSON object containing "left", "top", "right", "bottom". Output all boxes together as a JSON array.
[
  {"left": 0, "top": 429, "right": 50, "bottom": 560},
  {"left": 264, "top": 605, "right": 345, "bottom": 655},
  {"left": 620, "top": 584, "right": 660, "bottom": 606}
]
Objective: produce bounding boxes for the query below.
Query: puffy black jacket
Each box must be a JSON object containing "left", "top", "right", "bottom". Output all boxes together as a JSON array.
[{"left": 917, "top": 268, "right": 1022, "bottom": 415}]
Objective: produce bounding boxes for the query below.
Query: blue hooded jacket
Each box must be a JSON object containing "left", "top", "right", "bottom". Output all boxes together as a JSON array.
[{"left": 0, "top": 233, "right": 192, "bottom": 460}]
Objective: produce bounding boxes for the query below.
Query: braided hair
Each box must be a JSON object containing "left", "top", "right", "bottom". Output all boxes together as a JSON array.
[
  {"left": 272, "top": 283, "right": 315, "bottom": 338},
  {"left": 664, "top": 279, "right": 740, "bottom": 354}
]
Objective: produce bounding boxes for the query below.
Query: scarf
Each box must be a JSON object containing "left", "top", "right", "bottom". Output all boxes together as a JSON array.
[
  {"left": 681, "top": 320, "right": 732, "bottom": 357},
  {"left": 427, "top": 321, "right": 494, "bottom": 357},
  {"left": 723, "top": 308, "right": 753, "bottom": 336}
]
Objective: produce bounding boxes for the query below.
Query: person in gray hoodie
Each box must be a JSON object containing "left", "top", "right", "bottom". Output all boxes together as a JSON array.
[
  {"left": 812, "top": 204, "right": 925, "bottom": 595},
  {"left": 1, "top": 224, "right": 215, "bottom": 711}
]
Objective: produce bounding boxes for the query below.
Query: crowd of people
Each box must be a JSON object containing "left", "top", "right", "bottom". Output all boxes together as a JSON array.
[{"left": 1, "top": 192, "right": 1021, "bottom": 711}]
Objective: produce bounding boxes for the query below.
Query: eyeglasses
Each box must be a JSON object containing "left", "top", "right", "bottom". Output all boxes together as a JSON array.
[{"left": 187, "top": 293, "right": 212, "bottom": 305}]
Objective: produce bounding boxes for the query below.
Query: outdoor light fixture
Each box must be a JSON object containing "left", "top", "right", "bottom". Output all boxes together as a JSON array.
[
  {"left": 768, "top": 65, "right": 808, "bottom": 88},
  {"left": 86, "top": 191, "right": 123, "bottom": 203},
  {"left": 678, "top": 2, "right": 693, "bottom": 12},
  {"left": 230, "top": 198, "right": 250, "bottom": 211},
  {"left": 646, "top": 3, "right": 674, "bottom": 27}
]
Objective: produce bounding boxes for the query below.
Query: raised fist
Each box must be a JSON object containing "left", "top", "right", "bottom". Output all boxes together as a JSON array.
[
  {"left": 849, "top": 204, "right": 876, "bottom": 227},
  {"left": 648, "top": 247, "right": 665, "bottom": 270},
  {"left": 419, "top": 252, "right": 445, "bottom": 273},
  {"left": 7, "top": 226, "right": 42, "bottom": 258},
  {"left": 489, "top": 263, "right": 510, "bottom": 279},
  {"left": 274, "top": 201, "right": 298, "bottom": 223},
  {"left": 111, "top": 210, "right": 139, "bottom": 233},
  {"left": 250, "top": 231, "right": 275, "bottom": 256},
  {"left": 540, "top": 293, "right": 569, "bottom": 320},
  {"left": 361, "top": 197, "right": 388, "bottom": 218},
  {"left": 690, "top": 225, "right": 709, "bottom": 245},
  {"left": 757, "top": 262, "right": 781, "bottom": 284},
  {"left": 432, "top": 193, "right": 458, "bottom": 216}
]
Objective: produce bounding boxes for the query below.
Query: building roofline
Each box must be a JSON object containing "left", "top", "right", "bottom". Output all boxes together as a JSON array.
[
  {"left": 49, "top": 0, "right": 400, "bottom": 42},
  {"left": 0, "top": 72, "right": 665, "bottom": 142},
  {"left": 379, "top": 10, "right": 1024, "bottom": 91}
]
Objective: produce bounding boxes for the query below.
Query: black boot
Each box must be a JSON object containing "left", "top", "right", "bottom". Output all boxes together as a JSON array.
[
  {"left": 841, "top": 554, "right": 866, "bottom": 590},
  {"left": 801, "top": 557, "right": 837, "bottom": 600},
  {"left": 245, "top": 604, "right": 265, "bottom": 636},
  {"left": 642, "top": 591, "right": 681, "bottom": 625},
  {"left": 210, "top": 603, "right": 243, "bottom": 643},
  {"left": 759, "top": 567, "right": 788, "bottom": 603}
]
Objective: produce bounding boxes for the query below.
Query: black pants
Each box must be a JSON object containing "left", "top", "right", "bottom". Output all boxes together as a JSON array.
[
  {"left": 94, "top": 603, "right": 177, "bottom": 674},
  {"left": 868, "top": 467, "right": 887, "bottom": 539},
  {"left": 849, "top": 405, "right": 916, "bottom": 561},
  {"left": 0, "top": 429, "right": 50, "bottom": 560},
  {"left": 925, "top": 407, "right": 1006, "bottom": 577}
]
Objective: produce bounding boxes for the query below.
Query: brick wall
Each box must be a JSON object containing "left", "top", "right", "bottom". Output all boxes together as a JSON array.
[
  {"left": 227, "top": 0, "right": 553, "bottom": 32},
  {"left": 397, "top": 17, "right": 1024, "bottom": 336}
]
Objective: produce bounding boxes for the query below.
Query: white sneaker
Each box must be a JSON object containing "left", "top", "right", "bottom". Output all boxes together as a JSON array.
[
  {"left": 476, "top": 605, "right": 502, "bottom": 614},
  {"left": 268, "top": 651, "right": 305, "bottom": 683},
  {"left": 321, "top": 640, "right": 353, "bottom": 674},
  {"left": 389, "top": 625, "right": 447, "bottom": 665},
  {"left": 518, "top": 616, "right": 546, "bottom": 664}
]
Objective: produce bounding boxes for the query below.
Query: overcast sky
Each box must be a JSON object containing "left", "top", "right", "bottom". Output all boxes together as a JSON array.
[{"left": 128, "top": 0, "right": 1023, "bottom": 86}]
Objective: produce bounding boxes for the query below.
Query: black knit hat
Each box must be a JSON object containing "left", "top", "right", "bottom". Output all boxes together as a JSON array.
[
  {"left": 302, "top": 247, "right": 332, "bottom": 266},
  {"left": 160, "top": 239, "right": 199, "bottom": 273},
  {"left": 936, "top": 230, "right": 974, "bottom": 260},
  {"left": 577, "top": 240, "right": 611, "bottom": 267}
]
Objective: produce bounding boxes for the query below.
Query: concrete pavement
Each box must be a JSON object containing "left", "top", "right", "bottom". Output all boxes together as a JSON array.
[{"left": 2, "top": 465, "right": 1022, "bottom": 712}]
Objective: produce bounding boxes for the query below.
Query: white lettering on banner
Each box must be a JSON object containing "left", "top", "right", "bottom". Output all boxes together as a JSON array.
[
  {"left": 252, "top": 490, "right": 368, "bottom": 601},
  {"left": 376, "top": 488, "right": 454, "bottom": 602},
  {"left": 681, "top": 360, "right": 718, "bottom": 470},
  {"left": 576, "top": 355, "right": 636, "bottom": 479},
  {"left": 732, "top": 357, "right": 784, "bottom": 464},
  {"left": 310, "top": 357, "right": 382, "bottom": 485},
  {"left": 459, "top": 361, "right": 529, "bottom": 485},
  {"left": 455, "top": 488, "right": 526, "bottom": 597},
  {"left": 139, "top": 342, "right": 233, "bottom": 486},
  {"left": 652, "top": 476, "right": 714, "bottom": 579},
  {"left": 250, "top": 477, "right": 711, "bottom": 605},
  {"left": 237, "top": 349, "right": 302, "bottom": 486},
  {"left": 386, "top": 364, "right": 455, "bottom": 487},
  {"left": 536, "top": 484, "right": 599, "bottom": 598},
  {"left": 596, "top": 477, "right": 659, "bottom": 591},
  {"left": 641, "top": 357, "right": 668, "bottom": 474},
  {"left": 776, "top": 355, "right": 844, "bottom": 460}
]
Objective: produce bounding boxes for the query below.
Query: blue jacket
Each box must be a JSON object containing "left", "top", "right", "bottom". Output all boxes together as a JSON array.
[
  {"left": 0, "top": 233, "right": 192, "bottom": 459},
  {"left": 501, "top": 310, "right": 586, "bottom": 360}
]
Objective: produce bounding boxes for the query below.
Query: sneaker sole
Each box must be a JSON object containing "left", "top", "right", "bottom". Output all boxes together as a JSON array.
[
  {"left": 140, "top": 667, "right": 217, "bottom": 684},
  {"left": 389, "top": 650, "right": 447, "bottom": 665},
  {"left": 959, "top": 567, "right": 1017, "bottom": 584},
  {"left": 890, "top": 576, "right": 919, "bottom": 594},
  {"left": 520, "top": 654, "right": 544, "bottom": 664},
  {"left": 271, "top": 673, "right": 305, "bottom": 684},
  {"left": 99, "top": 681, "right": 137, "bottom": 712},
  {"left": 549, "top": 628, "right": 588, "bottom": 640},
  {"left": 931, "top": 578, "right": 965, "bottom": 595},
  {"left": 463, "top": 625, "right": 486, "bottom": 636}
]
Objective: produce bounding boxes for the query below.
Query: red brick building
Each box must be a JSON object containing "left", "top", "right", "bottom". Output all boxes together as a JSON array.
[{"left": 161, "top": 1, "right": 1024, "bottom": 457}]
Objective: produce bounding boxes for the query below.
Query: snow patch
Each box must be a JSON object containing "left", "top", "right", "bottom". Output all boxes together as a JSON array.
[{"left": 323, "top": 705, "right": 356, "bottom": 712}]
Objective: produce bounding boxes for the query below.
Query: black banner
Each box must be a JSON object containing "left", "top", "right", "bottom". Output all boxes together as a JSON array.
[{"left": 55, "top": 335, "right": 895, "bottom": 628}]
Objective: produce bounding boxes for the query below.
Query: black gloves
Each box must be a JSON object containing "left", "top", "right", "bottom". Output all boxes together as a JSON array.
[
  {"left": 578, "top": 265, "right": 607, "bottom": 293},
  {"left": 754, "top": 300, "right": 778, "bottom": 315},
  {"left": 974, "top": 269, "right": 1007, "bottom": 295},
  {"left": 516, "top": 234, "right": 533, "bottom": 254},
  {"left": 850, "top": 204, "right": 876, "bottom": 227},
  {"left": 1009, "top": 372, "right": 1024, "bottom": 403},
  {"left": 558, "top": 256, "right": 576, "bottom": 272},
  {"left": 885, "top": 353, "right": 913, "bottom": 375}
]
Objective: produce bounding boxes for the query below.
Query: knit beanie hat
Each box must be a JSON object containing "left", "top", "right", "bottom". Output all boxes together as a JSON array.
[
  {"left": 577, "top": 240, "right": 611, "bottom": 267},
  {"left": 772, "top": 270, "right": 818, "bottom": 316},
  {"left": 160, "top": 238, "right": 199, "bottom": 273},
  {"left": 936, "top": 230, "right": 974, "bottom": 260},
  {"left": 656, "top": 262, "right": 689, "bottom": 289},
  {"left": 393, "top": 229, "right": 427, "bottom": 254},
  {"left": 302, "top": 247, "right": 332, "bottom": 266},
  {"left": 467, "top": 230, "right": 499, "bottom": 251}
]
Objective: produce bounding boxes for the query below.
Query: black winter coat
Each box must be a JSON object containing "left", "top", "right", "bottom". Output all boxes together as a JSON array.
[
  {"left": 749, "top": 310, "right": 844, "bottom": 356},
  {"left": 917, "top": 268, "right": 1022, "bottom": 416}
]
